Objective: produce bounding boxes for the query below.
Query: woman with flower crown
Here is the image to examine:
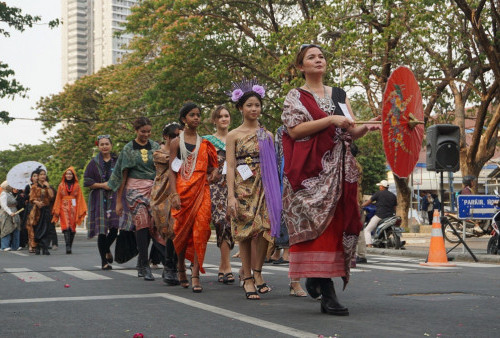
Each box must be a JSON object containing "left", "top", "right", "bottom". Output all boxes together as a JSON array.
[
  {"left": 226, "top": 79, "right": 282, "bottom": 300},
  {"left": 168, "top": 103, "right": 218, "bottom": 293},
  {"left": 108, "top": 117, "right": 160, "bottom": 281},
  {"left": 202, "top": 105, "right": 235, "bottom": 284},
  {"left": 281, "top": 44, "right": 380, "bottom": 315}
]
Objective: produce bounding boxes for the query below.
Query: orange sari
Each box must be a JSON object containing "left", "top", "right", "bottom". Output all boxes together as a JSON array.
[
  {"left": 172, "top": 140, "right": 217, "bottom": 274},
  {"left": 52, "top": 167, "right": 87, "bottom": 232}
]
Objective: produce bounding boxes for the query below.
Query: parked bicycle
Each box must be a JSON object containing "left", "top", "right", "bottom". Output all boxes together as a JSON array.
[{"left": 441, "top": 213, "right": 492, "bottom": 244}]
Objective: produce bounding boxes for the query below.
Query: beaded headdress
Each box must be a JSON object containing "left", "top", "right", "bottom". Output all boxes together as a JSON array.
[{"left": 227, "top": 78, "right": 266, "bottom": 102}]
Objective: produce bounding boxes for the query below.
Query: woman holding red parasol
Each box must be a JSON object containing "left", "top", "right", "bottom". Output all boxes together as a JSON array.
[{"left": 281, "top": 44, "right": 379, "bottom": 315}]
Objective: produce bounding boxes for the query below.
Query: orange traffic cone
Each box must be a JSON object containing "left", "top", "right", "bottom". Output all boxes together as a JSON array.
[{"left": 420, "top": 210, "right": 456, "bottom": 267}]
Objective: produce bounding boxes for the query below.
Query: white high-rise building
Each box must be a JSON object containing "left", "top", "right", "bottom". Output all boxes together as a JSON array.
[{"left": 61, "top": 0, "right": 137, "bottom": 84}]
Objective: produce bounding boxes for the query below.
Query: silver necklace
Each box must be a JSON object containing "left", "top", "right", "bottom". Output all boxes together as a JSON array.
[
  {"left": 305, "top": 84, "right": 335, "bottom": 113},
  {"left": 179, "top": 131, "right": 201, "bottom": 180}
]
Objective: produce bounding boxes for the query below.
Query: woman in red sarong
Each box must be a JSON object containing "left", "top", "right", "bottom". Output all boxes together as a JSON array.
[
  {"left": 169, "top": 102, "right": 218, "bottom": 293},
  {"left": 52, "top": 166, "right": 87, "bottom": 254},
  {"left": 281, "top": 44, "right": 379, "bottom": 315}
]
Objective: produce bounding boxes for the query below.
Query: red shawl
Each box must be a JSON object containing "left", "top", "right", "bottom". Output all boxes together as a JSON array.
[{"left": 281, "top": 88, "right": 361, "bottom": 245}]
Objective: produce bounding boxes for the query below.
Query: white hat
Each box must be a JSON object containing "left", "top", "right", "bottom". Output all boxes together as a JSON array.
[{"left": 376, "top": 180, "right": 389, "bottom": 188}]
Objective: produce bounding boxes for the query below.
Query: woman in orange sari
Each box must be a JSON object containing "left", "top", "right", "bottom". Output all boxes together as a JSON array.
[
  {"left": 52, "top": 167, "right": 87, "bottom": 254},
  {"left": 169, "top": 102, "right": 218, "bottom": 293}
]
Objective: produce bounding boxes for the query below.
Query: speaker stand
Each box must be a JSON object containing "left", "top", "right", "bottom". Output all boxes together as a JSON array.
[{"left": 439, "top": 171, "right": 479, "bottom": 262}]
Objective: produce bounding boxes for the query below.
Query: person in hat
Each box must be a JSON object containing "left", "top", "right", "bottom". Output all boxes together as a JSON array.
[
  {"left": 361, "top": 179, "right": 397, "bottom": 247},
  {"left": 0, "top": 181, "right": 21, "bottom": 251}
]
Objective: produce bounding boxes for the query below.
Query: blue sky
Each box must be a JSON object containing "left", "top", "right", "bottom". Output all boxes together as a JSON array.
[{"left": 0, "top": 0, "right": 61, "bottom": 151}]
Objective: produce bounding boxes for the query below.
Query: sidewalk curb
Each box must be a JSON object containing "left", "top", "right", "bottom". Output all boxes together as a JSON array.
[{"left": 366, "top": 247, "right": 500, "bottom": 263}]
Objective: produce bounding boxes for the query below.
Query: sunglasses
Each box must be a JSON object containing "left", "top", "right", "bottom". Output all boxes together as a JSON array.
[
  {"left": 300, "top": 43, "right": 322, "bottom": 51},
  {"left": 97, "top": 134, "right": 111, "bottom": 140}
]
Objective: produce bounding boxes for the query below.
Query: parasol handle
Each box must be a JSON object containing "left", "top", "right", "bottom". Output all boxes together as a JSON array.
[
  {"left": 355, "top": 113, "right": 424, "bottom": 130},
  {"left": 13, "top": 208, "right": 24, "bottom": 215}
]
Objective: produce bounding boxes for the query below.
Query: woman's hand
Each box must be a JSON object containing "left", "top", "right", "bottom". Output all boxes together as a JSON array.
[
  {"left": 102, "top": 182, "right": 112, "bottom": 191},
  {"left": 116, "top": 200, "right": 123, "bottom": 217},
  {"left": 227, "top": 196, "right": 238, "bottom": 218},
  {"left": 366, "top": 115, "right": 382, "bottom": 131},
  {"left": 208, "top": 169, "right": 219, "bottom": 183},
  {"left": 330, "top": 115, "right": 354, "bottom": 129},
  {"left": 171, "top": 194, "right": 181, "bottom": 210}
]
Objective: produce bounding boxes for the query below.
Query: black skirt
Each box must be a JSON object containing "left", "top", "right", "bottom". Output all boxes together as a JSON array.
[{"left": 34, "top": 206, "right": 51, "bottom": 241}]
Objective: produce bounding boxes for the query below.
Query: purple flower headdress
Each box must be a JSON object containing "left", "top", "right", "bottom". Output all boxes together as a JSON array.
[{"left": 227, "top": 78, "right": 266, "bottom": 102}]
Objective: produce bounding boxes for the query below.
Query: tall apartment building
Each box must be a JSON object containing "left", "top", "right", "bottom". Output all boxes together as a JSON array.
[{"left": 61, "top": 0, "right": 137, "bottom": 84}]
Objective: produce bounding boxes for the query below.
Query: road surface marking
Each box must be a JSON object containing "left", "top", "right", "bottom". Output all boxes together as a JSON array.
[
  {"left": 108, "top": 266, "right": 217, "bottom": 278},
  {"left": 0, "top": 293, "right": 317, "bottom": 337},
  {"left": 357, "top": 265, "right": 414, "bottom": 271},
  {"left": 50, "top": 267, "right": 112, "bottom": 280},
  {"left": 4, "top": 268, "right": 55, "bottom": 282},
  {"left": 378, "top": 262, "right": 460, "bottom": 270}
]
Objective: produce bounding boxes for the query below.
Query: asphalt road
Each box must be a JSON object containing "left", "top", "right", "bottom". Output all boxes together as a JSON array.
[{"left": 1, "top": 232, "right": 499, "bottom": 338}]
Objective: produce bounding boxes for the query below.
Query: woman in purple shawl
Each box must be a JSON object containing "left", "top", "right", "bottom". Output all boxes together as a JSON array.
[
  {"left": 84, "top": 135, "right": 132, "bottom": 270},
  {"left": 226, "top": 78, "right": 281, "bottom": 300}
]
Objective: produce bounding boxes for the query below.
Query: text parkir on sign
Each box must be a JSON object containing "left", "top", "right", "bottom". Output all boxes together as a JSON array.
[{"left": 457, "top": 195, "right": 499, "bottom": 219}]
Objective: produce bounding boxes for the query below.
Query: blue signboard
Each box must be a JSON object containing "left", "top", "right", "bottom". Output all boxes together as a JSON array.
[{"left": 457, "top": 195, "right": 498, "bottom": 219}]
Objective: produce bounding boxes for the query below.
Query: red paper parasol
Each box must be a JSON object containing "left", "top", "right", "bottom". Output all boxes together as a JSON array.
[{"left": 381, "top": 66, "right": 424, "bottom": 178}]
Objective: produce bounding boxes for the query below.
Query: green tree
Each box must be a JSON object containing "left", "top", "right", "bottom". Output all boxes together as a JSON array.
[{"left": 0, "top": 2, "right": 59, "bottom": 123}]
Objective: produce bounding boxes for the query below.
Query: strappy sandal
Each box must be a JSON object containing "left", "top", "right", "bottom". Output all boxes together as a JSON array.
[
  {"left": 178, "top": 270, "right": 189, "bottom": 288},
  {"left": 253, "top": 269, "right": 271, "bottom": 294},
  {"left": 191, "top": 276, "right": 203, "bottom": 293},
  {"left": 289, "top": 280, "right": 307, "bottom": 297},
  {"left": 217, "top": 272, "right": 224, "bottom": 283},
  {"left": 243, "top": 277, "right": 260, "bottom": 300},
  {"left": 223, "top": 272, "right": 235, "bottom": 284}
]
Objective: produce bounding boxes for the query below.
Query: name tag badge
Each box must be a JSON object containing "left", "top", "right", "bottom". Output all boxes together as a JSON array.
[
  {"left": 222, "top": 161, "right": 227, "bottom": 175},
  {"left": 71, "top": 199, "right": 76, "bottom": 207},
  {"left": 338, "top": 103, "right": 353, "bottom": 121},
  {"left": 237, "top": 165, "right": 253, "bottom": 181},
  {"left": 171, "top": 158, "right": 183, "bottom": 172}
]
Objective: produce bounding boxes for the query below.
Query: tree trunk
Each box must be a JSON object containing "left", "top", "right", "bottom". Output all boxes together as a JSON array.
[{"left": 394, "top": 175, "right": 411, "bottom": 228}]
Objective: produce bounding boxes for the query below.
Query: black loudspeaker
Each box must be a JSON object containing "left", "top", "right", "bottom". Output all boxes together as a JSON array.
[{"left": 426, "top": 124, "right": 460, "bottom": 172}]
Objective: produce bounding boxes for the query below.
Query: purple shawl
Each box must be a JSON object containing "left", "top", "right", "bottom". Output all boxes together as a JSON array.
[{"left": 257, "top": 128, "right": 282, "bottom": 237}]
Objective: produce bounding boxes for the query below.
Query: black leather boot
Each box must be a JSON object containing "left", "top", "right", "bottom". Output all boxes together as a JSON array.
[
  {"left": 319, "top": 278, "right": 349, "bottom": 316},
  {"left": 162, "top": 266, "right": 180, "bottom": 286},
  {"left": 35, "top": 246, "right": 41, "bottom": 255},
  {"left": 137, "top": 259, "right": 145, "bottom": 277},
  {"left": 63, "top": 231, "right": 71, "bottom": 254},
  {"left": 305, "top": 278, "right": 322, "bottom": 300},
  {"left": 69, "top": 231, "right": 75, "bottom": 253},
  {"left": 143, "top": 266, "right": 155, "bottom": 281},
  {"left": 42, "top": 245, "right": 50, "bottom": 255}
]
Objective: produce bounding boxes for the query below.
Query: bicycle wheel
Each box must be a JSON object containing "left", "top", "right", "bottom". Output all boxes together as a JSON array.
[{"left": 442, "top": 220, "right": 462, "bottom": 243}]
